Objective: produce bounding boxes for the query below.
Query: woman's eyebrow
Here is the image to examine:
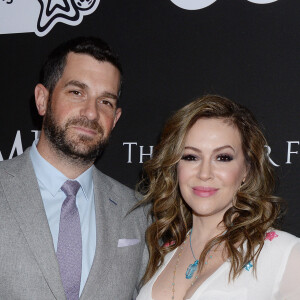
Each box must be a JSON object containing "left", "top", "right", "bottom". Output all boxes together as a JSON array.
[{"left": 184, "top": 145, "right": 235, "bottom": 153}]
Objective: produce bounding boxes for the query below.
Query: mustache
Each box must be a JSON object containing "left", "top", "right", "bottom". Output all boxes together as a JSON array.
[{"left": 65, "top": 117, "right": 104, "bottom": 134}]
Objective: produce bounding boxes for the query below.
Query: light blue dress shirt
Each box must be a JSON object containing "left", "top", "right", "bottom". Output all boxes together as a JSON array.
[{"left": 30, "top": 141, "right": 96, "bottom": 296}]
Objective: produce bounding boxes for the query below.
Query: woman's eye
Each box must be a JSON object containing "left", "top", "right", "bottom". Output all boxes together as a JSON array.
[
  {"left": 181, "top": 154, "right": 197, "bottom": 161},
  {"left": 216, "top": 154, "right": 233, "bottom": 162}
]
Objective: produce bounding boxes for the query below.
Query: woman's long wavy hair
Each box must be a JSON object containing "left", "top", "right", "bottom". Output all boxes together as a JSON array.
[{"left": 139, "top": 95, "right": 283, "bottom": 284}]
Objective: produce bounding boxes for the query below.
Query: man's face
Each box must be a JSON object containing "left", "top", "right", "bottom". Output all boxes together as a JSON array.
[{"left": 39, "top": 52, "right": 122, "bottom": 163}]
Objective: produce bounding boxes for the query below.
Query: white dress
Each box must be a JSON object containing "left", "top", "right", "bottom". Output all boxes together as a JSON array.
[{"left": 137, "top": 230, "right": 300, "bottom": 300}]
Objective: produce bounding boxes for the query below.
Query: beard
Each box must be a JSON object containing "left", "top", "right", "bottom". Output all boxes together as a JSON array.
[{"left": 43, "top": 102, "right": 109, "bottom": 165}]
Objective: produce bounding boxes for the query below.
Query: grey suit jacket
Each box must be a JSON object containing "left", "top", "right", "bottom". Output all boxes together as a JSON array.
[{"left": 0, "top": 148, "right": 148, "bottom": 300}]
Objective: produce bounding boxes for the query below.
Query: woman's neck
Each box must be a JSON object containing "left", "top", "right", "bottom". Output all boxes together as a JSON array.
[{"left": 191, "top": 214, "right": 226, "bottom": 245}]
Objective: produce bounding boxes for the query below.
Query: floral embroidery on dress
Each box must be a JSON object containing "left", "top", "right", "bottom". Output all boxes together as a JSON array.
[
  {"left": 243, "top": 261, "right": 253, "bottom": 271},
  {"left": 243, "top": 231, "right": 279, "bottom": 272},
  {"left": 163, "top": 240, "right": 175, "bottom": 248},
  {"left": 265, "top": 231, "right": 278, "bottom": 241}
]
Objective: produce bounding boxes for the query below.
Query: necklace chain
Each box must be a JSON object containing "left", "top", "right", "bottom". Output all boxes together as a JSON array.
[
  {"left": 189, "top": 228, "right": 198, "bottom": 261},
  {"left": 185, "top": 228, "right": 199, "bottom": 279},
  {"left": 171, "top": 239, "right": 186, "bottom": 299}
]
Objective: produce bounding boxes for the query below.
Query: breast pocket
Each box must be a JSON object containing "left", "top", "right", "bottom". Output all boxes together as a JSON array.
[
  {"left": 115, "top": 238, "right": 144, "bottom": 289},
  {"left": 116, "top": 238, "right": 143, "bottom": 269}
]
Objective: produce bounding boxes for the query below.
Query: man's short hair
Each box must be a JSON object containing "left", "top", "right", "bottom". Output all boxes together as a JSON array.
[{"left": 40, "top": 36, "right": 123, "bottom": 97}]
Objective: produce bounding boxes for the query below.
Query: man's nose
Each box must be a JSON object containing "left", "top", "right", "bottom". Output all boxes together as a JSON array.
[{"left": 80, "top": 98, "right": 99, "bottom": 120}]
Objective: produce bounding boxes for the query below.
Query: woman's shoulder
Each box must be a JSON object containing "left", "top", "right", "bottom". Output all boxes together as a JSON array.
[
  {"left": 265, "top": 229, "right": 299, "bottom": 245},
  {"left": 260, "top": 229, "right": 300, "bottom": 259}
]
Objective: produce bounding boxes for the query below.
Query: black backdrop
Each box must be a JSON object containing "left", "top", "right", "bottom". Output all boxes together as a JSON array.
[{"left": 0, "top": 0, "right": 299, "bottom": 235}]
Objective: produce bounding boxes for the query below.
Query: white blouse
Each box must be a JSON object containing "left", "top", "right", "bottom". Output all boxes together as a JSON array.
[{"left": 137, "top": 230, "right": 300, "bottom": 300}]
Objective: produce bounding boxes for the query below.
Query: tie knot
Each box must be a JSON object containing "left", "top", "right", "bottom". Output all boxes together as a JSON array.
[{"left": 61, "top": 180, "right": 81, "bottom": 197}]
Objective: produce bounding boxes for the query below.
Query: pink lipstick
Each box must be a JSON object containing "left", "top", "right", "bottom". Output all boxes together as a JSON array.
[{"left": 192, "top": 186, "right": 218, "bottom": 197}]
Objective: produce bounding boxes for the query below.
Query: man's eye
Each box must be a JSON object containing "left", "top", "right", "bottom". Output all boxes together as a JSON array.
[
  {"left": 70, "top": 90, "right": 81, "bottom": 96},
  {"left": 216, "top": 154, "right": 233, "bottom": 162},
  {"left": 181, "top": 154, "right": 197, "bottom": 161},
  {"left": 100, "top": 99, "right": 113, "bottom": 107}
]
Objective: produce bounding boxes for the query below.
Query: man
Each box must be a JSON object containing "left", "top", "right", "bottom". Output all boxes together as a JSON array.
[{"left": 0, "top": 37, "right": 147, "bottom": 300}]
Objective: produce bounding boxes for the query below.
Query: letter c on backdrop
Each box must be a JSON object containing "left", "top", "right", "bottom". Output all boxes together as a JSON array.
[
  {"left": 170, "top": 0, "right": 278, "bottom": 10},
  {"left": 169, "top": 0, "right": 217, "bottom": 10},
  {"left": 247, "top": 0, "right": 278, "bottom": 3}
]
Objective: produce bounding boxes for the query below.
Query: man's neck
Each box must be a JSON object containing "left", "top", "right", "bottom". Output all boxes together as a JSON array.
[{"left": 36, "top": 136, "right": 94, "bottom": 179}]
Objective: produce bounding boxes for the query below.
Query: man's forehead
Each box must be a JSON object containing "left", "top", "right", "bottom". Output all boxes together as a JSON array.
[
  {"left": 55, "top": 52, "right": 121, "bottom": 97},
  {"left": 65, "top": 52, "right": 117, "bottom": 70}
]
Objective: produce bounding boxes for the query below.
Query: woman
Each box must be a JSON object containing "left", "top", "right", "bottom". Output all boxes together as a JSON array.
[{"left": 137, "top": 95, "right": 300, "bottom": 300}]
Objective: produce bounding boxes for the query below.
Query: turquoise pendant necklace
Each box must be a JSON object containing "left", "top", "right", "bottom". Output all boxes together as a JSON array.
[
  {"left": 185, "top": 228, "right": 213, "bottom": 280},
  {"left": 185, "top": 228, "right": 199, "bottom": 279}
]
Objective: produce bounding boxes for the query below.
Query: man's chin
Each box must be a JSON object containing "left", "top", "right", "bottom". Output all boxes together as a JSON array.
[
  {"left": 60, "top": 137, "right": 107, "bottom": 162},
  {"left": 66, "top": 141, "right": 100, "bottom": 154},
  {"left": 68, "top": 131, "right": 101, "bottom": 143}
]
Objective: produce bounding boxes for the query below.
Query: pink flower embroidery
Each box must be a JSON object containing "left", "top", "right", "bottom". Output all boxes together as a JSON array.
[
  {"left": 265, "top": 231, "right": 278, "bottom": 241},
  {"left": 163, "top": 240, "right": 175, "bottom": 248}
]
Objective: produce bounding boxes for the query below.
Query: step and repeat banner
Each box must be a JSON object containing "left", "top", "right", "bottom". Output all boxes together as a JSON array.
[{"left": 0, "top": 0, "right": 299, "bottom": 234}]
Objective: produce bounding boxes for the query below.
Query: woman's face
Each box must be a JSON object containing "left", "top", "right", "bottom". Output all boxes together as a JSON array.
[{"left": 177, "top": 118, "right": 247, "bottom": 220}]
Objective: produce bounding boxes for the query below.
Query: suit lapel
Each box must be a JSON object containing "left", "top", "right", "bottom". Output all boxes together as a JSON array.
[
  {"left": 1, "top": 150, "right": 66, "bottom": 300},
  {"left": 80, "top": 168, "right": 122, "bottom": 299}
]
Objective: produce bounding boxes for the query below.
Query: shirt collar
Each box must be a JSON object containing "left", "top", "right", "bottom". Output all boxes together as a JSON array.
[{"left": 30, "top": 140, "right": 93, "bottom": 200}]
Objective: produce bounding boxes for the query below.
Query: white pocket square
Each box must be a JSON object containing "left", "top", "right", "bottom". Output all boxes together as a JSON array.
[{"left": 117, "top": 238, "right": 140, "bottom": 247}]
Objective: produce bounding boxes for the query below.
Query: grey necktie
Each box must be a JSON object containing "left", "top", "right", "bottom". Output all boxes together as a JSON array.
[{"left": 57, "top": 180, "right": 82, "bottom": 300}]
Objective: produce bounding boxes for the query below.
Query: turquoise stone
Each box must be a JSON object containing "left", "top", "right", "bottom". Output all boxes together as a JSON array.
[{"left": 185, "top": 260, "right": 199, "bottom": 279}]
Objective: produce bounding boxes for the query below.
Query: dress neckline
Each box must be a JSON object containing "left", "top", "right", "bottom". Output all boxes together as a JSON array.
[{"left": 151, "top": 247, "right": 229, "bottom": 300}]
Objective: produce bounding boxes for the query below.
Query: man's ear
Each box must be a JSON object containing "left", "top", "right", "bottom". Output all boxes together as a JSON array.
[
  {"left": 112, "top": 107, "right": 122, "bottom": 128},
  {"left": 34, "top": 84, "right": 49, "bottom": 116}
]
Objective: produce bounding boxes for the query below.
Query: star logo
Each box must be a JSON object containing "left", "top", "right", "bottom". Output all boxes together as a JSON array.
[
  {"left": 36, "top": 0, "right": 100, "bottom": 36},
  {"left": 265, "top": 231, "right": 278, "bottom": 241}
]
